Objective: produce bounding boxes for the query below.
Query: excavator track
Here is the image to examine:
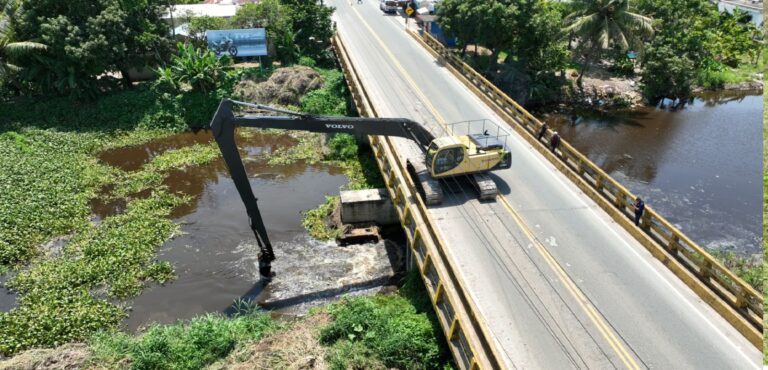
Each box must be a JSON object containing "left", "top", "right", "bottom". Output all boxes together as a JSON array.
[
  {"left": 407, "top": 158, "right": 443, "bottom": 205},
  {"left": 471, "top": 172, "right": 498, "bottom": 201}
]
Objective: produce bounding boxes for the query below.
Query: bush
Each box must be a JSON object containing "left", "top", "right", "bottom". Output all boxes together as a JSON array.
[
  {"left": 299, "top": 56, "right": 317, "bottom": 67},
  {"left": 327, "top": 133, "right": 358, "bottom": 161},
  {"left": 320, "top": 295, "right": 445, "bottom": 370}
]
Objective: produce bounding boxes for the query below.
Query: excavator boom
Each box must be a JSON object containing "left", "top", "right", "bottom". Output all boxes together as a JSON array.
[{"left": 210, "top": 99, "right": 435, "bottom": 277}]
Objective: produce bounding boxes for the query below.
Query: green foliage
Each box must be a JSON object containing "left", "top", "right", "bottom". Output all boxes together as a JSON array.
[
  {"left": 636, "top": 0, "right": 760, "bottom": 100},
  {"left": 280, "top": 0, "right": 335, "bottom": 65},
  {"left": 608, "top": 48, "right": 635, "bottom": 77},
  {"left": 0, "top": 87, "right": 224, "bottom": 355},
  {"left": 89, "top": 312, "right": 281, "bottom": 370},
  {"left": 298, "top": 56, "right": 317, "bottom": 67},
  {"left": 710, "top": 251, "right": 765, "bottom": 292},
  {"left": 11, "top": 0, "right": 171, "bottom": 97},
  {"left": 157, "top": 43, "right": 233, "bottom": 94},
  {"left": 320, "top": 295, "right": 446, "bottom": 370},
  {"left": 0, "top": 3, "right": 47, "bottom": 95},
  {"left": 327, "top": 134, "right": 358, "bottom": 161},
  {"left": 185, "top": 16, "right": 231, "bottom": 44},
  {"left": 564, "top": 0, "right": 652, "bottom": 84},
  {"left": 302, "top": 196, "right": 341, "bottom": 240},
  {"left": 439, "top": 0, "right": 568, "bottom": 105},
  {"left": 300, "top": 68, "right": 348, "bottom": 115}
]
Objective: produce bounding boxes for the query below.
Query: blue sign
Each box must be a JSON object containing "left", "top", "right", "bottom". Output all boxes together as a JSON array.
[{"left": 206, "top": 28, "right": 267, "bottom": 58}]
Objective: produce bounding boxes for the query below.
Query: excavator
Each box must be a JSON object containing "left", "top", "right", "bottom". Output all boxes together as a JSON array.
[{"left": 210, "top": 99, "right": 511, "bottom": 276}]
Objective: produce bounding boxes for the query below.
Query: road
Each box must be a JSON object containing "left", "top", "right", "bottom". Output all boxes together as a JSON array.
[{"left": 329, "top": 1, "right": 761, "bottom": 368}]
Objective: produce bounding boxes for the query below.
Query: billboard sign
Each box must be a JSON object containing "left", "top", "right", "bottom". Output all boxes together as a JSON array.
[{"left": 206, "top": 28, "right": 267, "bottom": 58}]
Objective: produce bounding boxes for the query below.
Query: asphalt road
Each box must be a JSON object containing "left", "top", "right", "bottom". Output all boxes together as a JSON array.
[{"left": 329, "top": 1, "right": 761, "bottom": 368}]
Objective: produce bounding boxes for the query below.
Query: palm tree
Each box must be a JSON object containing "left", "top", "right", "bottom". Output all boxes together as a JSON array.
[
  {"left": 0, "top": 8, "right": 47, "bottom": 88},
  {"left": 564, "top": 0, "right": 652, "bottom": 86}
]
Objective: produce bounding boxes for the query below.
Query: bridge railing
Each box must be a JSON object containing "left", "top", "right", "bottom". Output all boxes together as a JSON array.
[
  {"left": 332, "top": 34, "right": 504, "bottom": 370},
  {"left": 411, "top": 30, "right": 762, "bottom": 347}
]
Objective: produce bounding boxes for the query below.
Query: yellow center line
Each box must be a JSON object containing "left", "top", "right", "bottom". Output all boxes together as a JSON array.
[
  {"left": 497, "top": 196, "right": 641, "bottom": 370},
  {"left": 345, "top": 5, "right": 640, "bottom": 370}
]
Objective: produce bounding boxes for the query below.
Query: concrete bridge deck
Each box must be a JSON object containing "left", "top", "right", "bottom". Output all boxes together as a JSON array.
[{"left": 330, "top": 1, "right": 760, "bottom": 368}]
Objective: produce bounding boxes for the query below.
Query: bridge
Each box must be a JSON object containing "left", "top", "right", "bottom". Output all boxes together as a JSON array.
[{"left": 328, "top": 1, "right": 762, "bottom": 368}]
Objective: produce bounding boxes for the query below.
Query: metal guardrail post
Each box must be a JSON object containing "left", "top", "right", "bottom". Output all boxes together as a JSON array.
[{"left": 409, "top": 30, "right": 763, "bottom": 348}]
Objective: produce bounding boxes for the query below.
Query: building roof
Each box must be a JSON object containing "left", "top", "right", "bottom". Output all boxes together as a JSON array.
[{"left": 163, "top": 4, "right": 238, "bottom": 19}]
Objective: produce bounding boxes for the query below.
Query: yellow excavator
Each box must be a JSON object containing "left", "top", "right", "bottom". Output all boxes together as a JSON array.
[{"left": 211, "top": 99, "right": 511, "bottom": 276}]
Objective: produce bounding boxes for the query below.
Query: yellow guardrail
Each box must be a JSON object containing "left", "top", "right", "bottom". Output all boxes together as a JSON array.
[
  {"left": 411, "top": 30, "right": 762, "bottom": 348},
  {"left": 332, "top": 34, "right": 504, "bottom": 369}
]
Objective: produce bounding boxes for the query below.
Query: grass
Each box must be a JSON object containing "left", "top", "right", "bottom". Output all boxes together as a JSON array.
[
  {"left": 697, "top": 49, "right": 768, "bottom": 89},
  {"left": 319, "top": 272, "right": 453, "bottom": 370},
  {"left": 89, "top": 311, "right": 282, "bottom": 370}
]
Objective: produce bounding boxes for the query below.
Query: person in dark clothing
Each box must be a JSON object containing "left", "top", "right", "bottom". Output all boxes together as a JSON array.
[
  {"left": 537, "top": 123, "right": 547, "bottom": 141},
  {"left": 633, "top": 197, "right": 645, "bottom": 226},
  {"left": 570, "top": 113, "right": 578, "bottom": 126},
  {"left": 550, "top": 131, "right": 560, "bottom": 152}
]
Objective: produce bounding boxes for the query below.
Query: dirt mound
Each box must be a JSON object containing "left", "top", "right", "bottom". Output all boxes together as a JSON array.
[
  {"left": 206, "top": 314, "right": 331, "bottom": 370},
  {"left": 234, "top": 66, "right": 324, "bottom": 107},
  {"left": 0, "top": 344, "right": 91, "bottom": 370}
]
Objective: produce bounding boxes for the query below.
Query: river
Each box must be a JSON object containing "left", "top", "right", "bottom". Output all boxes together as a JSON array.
[{"left": 543, "top": 91, "right": 762, "bottom": 256}]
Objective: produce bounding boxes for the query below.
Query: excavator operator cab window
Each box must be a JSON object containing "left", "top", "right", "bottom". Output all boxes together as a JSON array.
[{"left": 434, "top": 147, "right": 464, "bottom": 175}]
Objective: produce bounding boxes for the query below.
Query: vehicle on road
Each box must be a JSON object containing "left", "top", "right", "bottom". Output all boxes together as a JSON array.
[{"left": 379, "top": 0, "right": 406, "bottom": 13}]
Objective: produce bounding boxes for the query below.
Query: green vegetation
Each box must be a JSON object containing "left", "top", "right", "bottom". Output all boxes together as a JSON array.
[
  {"left": 320, "top": 273, "right": 451, "bottom": 370},
  {"left": 2, "top": 0, "right": 171, "bottom": 98},
  {"left": 635, "top": 0, "right": 762, "bottom": 103},
  {"left": 438, "top": 0, "right": 569, "bottom": 105},
  {"left": 89, "top": 312, "right": 281, "bottom": 369},
  {"left": 303, "top": 196, "right": 342, "bottom": 240},
  {"left": 437, "top": 0, "right": 763, "bottom": 106},
  {"left": 564, "top": 0, "right": 652, "bottom": 85},
  {"left": 0, "top": 138, "right": 227, "bottom": 354}
]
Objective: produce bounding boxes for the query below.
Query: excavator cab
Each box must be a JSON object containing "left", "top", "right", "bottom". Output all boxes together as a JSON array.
[{"left": 426, "top": 121, "right": 511, "bottom": 178}]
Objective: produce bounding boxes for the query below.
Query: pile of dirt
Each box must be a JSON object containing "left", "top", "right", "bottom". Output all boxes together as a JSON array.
[
  {"left": 206, "top": 314, "right": 331, "bottom": 370},
  {"left": 234, "top": 66, "right": 324, "bottom": 107},
  {"left": 0, "top": 344, "right": 91, "bottom": 370}
]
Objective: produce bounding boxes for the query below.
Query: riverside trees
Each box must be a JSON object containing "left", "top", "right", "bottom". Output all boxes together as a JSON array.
[{"left": 437, "top": 0, "right": 762, "bottom": 106}]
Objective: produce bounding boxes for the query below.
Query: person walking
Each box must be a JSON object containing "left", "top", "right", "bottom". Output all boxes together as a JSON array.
[
  {"left": 570, "top": 113, "right": 578, "bottom": 126},
  {"left": 550, "top": 131, "right": 560, "bottom": 153},
  {"left": 537, "top": 123, "right": 547, "bottom": 141},
  {"left": 633, "top": 197, "right": 645, "bottom": 226}
]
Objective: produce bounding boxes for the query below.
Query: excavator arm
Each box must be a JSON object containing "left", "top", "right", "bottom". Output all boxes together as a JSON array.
[{"left": 210, "top": 99, "right": 435, "bottom": 277}]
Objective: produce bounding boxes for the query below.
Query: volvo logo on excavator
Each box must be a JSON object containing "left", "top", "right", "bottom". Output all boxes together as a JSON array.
[{"left": 325, "top": 123, "right": 355, "bottom": 130}]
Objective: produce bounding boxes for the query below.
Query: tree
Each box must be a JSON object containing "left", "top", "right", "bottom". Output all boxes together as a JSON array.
[
  {"left": 12, "top": 0, "right": 171, "bottom": 98},
  {"left": 0, "top": 2, "right": 47, "bottom": 91},
  {"left": 634, "top": 0, "right": 736, "bottom": 102},
  {"left": 437, "top": 0, "right": 479, "bottom": 56},
  {"left": 639, "top": 39, "right": 695, "bottom": 104},
  {"left": 511, "top": 0, "right": 569, "bottom": 105},
  {"left": 280, "top": 0, "right": 335, "bottom": 64},
  {"left": 564, "top": 0, "right": 653, "bottom": 85}
]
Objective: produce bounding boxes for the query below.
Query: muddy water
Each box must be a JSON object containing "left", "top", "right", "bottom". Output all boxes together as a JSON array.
[
  {"left": 544, "top": 91, "right": 762, "bottom": 255},
  {"left": 95, "top": 130, "right": 397, "bottom": 331}
]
